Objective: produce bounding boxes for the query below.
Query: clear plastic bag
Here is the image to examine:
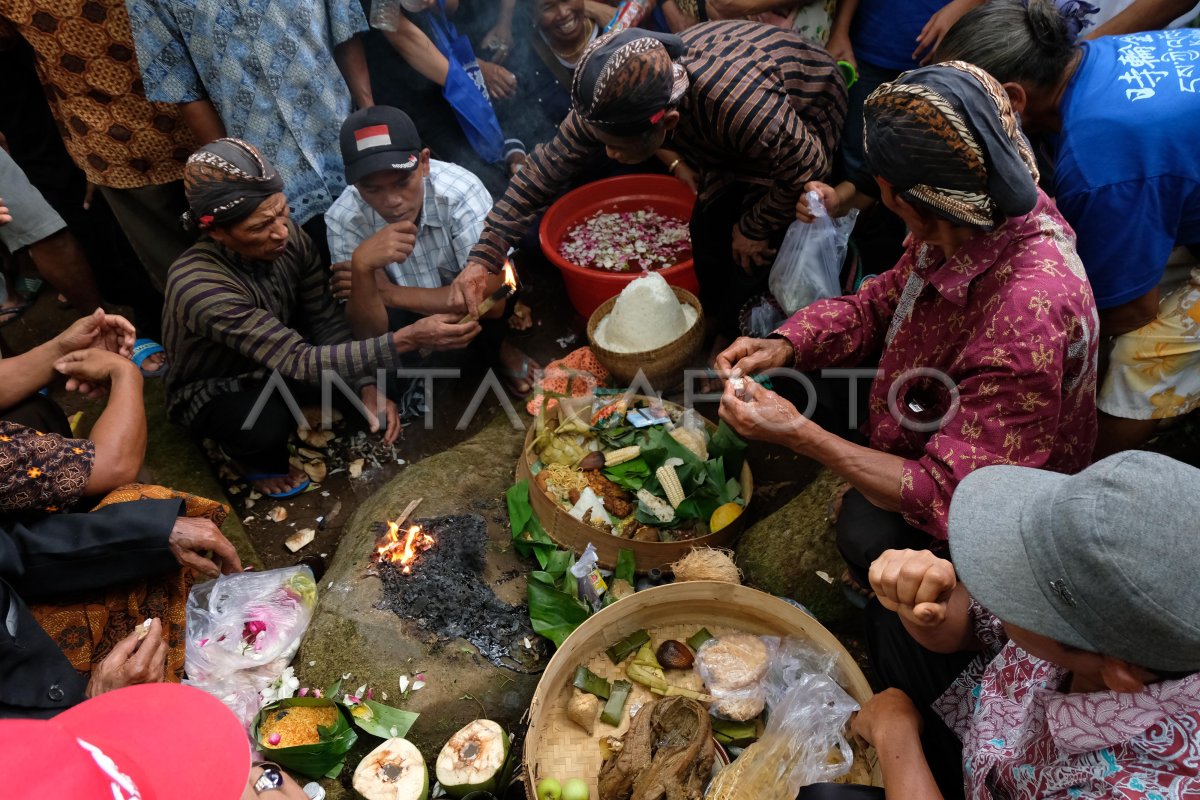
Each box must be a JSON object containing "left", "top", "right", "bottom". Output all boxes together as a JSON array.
[
  {"left": 694, "top": 635, "right": 778, "bottom": 722},
  {"left": 768, "top": 191, "right": 859, "bottom": 315},
  {"left": 744, "top": 297, "right": 787, "bottom": 338},
  {"left": 704, "top": 638, "right": 860, "bottom": 799},
  {"left": 183, "top": 566, "right": 318, "bottom": 726}
]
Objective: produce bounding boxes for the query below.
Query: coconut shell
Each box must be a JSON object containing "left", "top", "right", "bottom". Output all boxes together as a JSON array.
[{"left": 669, "top": 548, "right": 741, "bottom": 585}]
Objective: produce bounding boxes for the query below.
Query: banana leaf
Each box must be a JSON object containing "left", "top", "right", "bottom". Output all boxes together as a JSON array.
[
  {"left": 615, "top": 549, "right": 636, "bottom": 585},
  {"left": 348, "top": 698, "right": 419, "bottom": 739},
  {"left": 252, "top": 697, "right": 358, "bottom": 779},
  {"left": 708, "top": 421, "right": 748, "bottom": 478},
  {"left": 528, "top": 571, "right": 590, "bottom": 648},
  {"left": 506, "top": 480, "right": 556, "bottom": 567},
  {"left": 603, "top": 457, "right": 651, "bottom": 491}
]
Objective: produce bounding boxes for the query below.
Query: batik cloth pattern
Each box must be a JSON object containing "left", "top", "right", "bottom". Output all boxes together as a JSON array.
[
  {"left": 775, "top": 191, "right": 1098, "bottom": 538},
  {"left": 0, "top": 2, "right": 196, "bottom": 188},
  {"left": 1100, "top": 263, "right": 1200, "bottom": 421},
  {"left": 0, "top": 421, "right": 95, "bottom": 514},
  {"left": 934, "top": 603, "right": 1200, "bottom": 799},
  {"left": 125, "top": 0, "right": 368, "bottom": 223}
]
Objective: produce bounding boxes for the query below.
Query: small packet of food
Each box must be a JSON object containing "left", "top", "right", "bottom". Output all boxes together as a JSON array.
[
  {"left": 136, "top": 618, "right": 153, "bottom": 641},
  {"left": 591, "top": 389, "right": 629, "bottom": 429},
  {"left": 627, "top": 406, "right": 670, "bottom": 428}
]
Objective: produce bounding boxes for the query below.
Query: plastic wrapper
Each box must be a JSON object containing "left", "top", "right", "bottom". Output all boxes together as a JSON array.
[
  {"left": 704, "top": 638, "right": 859, "bottom": 798},
  {"left": 768, "top": 191, "right": 859, "bottom": 315},
  {"left": 694, "top": 635, "right": 777, "bottom": 721},
  {"left": 743, "top": 296, "right": 787, "bottom": 338},
  {"left": 184, "top": 566, "right": 318, "bottom": 727}
]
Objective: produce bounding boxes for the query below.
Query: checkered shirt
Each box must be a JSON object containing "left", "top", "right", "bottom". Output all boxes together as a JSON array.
[{"left": 325, "top": 160, "right": 492, "bottom": 289}]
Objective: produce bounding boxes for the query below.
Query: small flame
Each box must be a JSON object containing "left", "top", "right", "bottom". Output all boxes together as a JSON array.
[
  {"left": 376, "top": 520, "right": 434, "bottom": 574},
  {"left": 501, "top": 260, "right": 517, "bottom": 291}
]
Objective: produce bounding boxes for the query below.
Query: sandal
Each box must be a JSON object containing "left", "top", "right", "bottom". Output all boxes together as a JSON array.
[
  {"left": 131, "top": 338, "right": 167, "bottom": 377},
  {"left": 0, "top": 298, "right": 31, "bottom": 327},
  {"left": 242, "top": 472, "right": 312, "bottom": 499},
  {"left": 497, "top": 347, "right": 540, "bottom": 399}
]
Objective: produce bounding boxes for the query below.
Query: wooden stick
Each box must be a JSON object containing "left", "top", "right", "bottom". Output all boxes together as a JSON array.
[{"left": 394, "top": 497, "right": 424, "bottom": 528}]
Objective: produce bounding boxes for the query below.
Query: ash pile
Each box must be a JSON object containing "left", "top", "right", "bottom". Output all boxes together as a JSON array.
[{"left": 374, "top": 514, "right": 546, "bottom": 672}]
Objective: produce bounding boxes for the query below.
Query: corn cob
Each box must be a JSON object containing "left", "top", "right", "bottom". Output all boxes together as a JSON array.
[
  {"left": 669, "top": 428, "right": 708, "bottom": 461},
  {"left": 604, "top": 445, "right": 641, "bottom": 467},
  {"left": 636, "top": 489, "right": 675, "bottom": 523},
  {"left": 656, "top": 463, "right": 686, "bottom": 508}
]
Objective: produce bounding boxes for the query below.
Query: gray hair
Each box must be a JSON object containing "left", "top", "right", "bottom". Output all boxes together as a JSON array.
[{"left": 935, "top": 0, "right": 1078, "bottom": 89}]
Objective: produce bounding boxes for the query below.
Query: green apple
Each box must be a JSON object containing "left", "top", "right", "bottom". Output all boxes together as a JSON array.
[
  {"left": 536, "top": 777, "right": 562, "bottom": 800},
  {"left": 562, "top": 778, "right": 589, "bottom": 800}
]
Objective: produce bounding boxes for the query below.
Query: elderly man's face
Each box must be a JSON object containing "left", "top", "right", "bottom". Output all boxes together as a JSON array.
[{"left": 209, "top": 193, "right": 292, "bottom": 262}]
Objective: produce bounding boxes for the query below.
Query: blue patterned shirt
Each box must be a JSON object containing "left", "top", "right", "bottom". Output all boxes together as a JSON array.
[{"left": 125, "top": 0, "right": 367, "bottom": 224}]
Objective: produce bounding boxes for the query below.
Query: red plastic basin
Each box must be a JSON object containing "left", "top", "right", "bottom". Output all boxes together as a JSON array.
[{"left": 539, "top": 174, "right": 699, "bottom": 318}]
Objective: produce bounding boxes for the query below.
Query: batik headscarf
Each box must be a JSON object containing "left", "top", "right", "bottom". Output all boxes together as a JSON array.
[
  {"left": 182, "top": 138, "right": 285, "bottom": 230},
  {"left": 571, "top": 29, "right": 691, "bottom": 137},
  {"left": 863, "top": 61, "right": 1040, "bottom": 230}
]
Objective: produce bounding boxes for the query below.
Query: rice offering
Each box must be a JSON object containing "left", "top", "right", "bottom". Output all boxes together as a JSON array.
[
  {"left": 594, "top": 273, "right": 699, "bottom": 353},
  {"left": 259, "top": 705, "right": 339, "bottom": 748}
]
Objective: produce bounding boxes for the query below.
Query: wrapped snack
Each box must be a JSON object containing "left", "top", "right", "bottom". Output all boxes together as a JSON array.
[{"left": 694, "top": 635, "right": 775, "bottom": 722}]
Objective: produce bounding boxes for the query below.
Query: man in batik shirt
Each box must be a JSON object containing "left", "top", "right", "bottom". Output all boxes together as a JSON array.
[
  {"left": 857, "top": 451, "right": 1200, "bottom": 799},
  {"left": 716, "top": 63, "right": 1097, "bottom": 588}
]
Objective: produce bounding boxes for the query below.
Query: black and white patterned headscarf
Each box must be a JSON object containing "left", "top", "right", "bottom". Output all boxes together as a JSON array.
[{"left": 182, "top": 138, "right": 284, "bottom": 230}]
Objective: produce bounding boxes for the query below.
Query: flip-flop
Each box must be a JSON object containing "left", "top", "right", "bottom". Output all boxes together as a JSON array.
[
  {"left": 131, "top": 338, "right": 167, "bottom": 378},
  {"left": 242, "top": 472, "right": 313, "bottom": 499},
  {"left": 0, "top": 299, "right": 31, "bottom": 328},
  {"left": 498, "top": 354, "right": 539, "bottom": 399}
]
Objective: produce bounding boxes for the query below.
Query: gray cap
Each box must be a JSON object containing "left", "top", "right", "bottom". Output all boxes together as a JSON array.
[{"left": 949, "top": 451, "right": 1200, "bottom": 673}]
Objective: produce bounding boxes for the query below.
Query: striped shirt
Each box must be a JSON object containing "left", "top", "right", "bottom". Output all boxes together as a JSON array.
[
  {"left": 162, "top": 221, "right": 398, "bottom": 426},
  {"left": 469, "top": 20, "right": 847, "bottom": 271}
]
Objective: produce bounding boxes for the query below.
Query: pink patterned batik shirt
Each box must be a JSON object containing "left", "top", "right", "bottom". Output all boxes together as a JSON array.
[
  {"left": 934, "top": 605, "right": 1200, "bottom": 799},
  {"left": 775, "top": 191, "right": 1099, "bottom": 538}
]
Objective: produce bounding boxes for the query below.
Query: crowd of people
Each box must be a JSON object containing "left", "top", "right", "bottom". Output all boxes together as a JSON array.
[{"left": 1, "top": 0, "right": 1199, "bottom": 797}]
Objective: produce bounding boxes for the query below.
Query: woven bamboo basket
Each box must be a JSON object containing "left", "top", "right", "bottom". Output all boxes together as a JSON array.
[
  {"left": 516, "top": 397, "right": 753, "bottom": 572},
  {"left": 586, "top": 286, "right": 705, "bottom": 391},
  {"left": 523, "top": 582, "right": 882, "bottom": 799}
]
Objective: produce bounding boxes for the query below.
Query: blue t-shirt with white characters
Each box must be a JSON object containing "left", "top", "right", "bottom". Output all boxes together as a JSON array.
[{"left": 1052, "top": 30, "right": 1200, "bottom": 310}]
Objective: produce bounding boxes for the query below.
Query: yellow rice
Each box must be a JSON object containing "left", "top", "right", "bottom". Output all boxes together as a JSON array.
[{"left": 259, "top": 705, "right": 338, "bottom": 748}]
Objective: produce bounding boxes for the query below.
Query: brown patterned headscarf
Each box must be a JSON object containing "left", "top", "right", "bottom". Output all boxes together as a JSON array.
[
  {"left": 183, "top": 138, "right": 284, "bottom": 230},
  {"left": 863, "top": 61, "right": 1040, "bottom": 230},
  {"left": 571, "top": 29, "right": 690, "bottom": 137}
]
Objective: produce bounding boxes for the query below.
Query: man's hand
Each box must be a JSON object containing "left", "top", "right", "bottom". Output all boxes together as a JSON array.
[
  {"left": 353, "top": 221, "right": 418, "bottom": 273},
  {"left": 825, "top": 30, "right": 856, "bottom": 71},
  {"left": 731, "top": 224, "right": 775, "bottom": 274},
  {"left": 507, "top": 151, "right": 528, "bottom": 177},
  {"left": 449, "top": 261, "right": 493, "bottom": 317},
  {"left": 54, "top": 308, "right": 137, "bottom": 358},
  {"left": 914, "top": 0, "right": 984, "bottom": 64},
  {"left": 481, "top": 21, "right": 514, "bottom": 63},
  {"left": 0, "top": 196, "right": 10, "bottom": 226},
  {"left": 331, "top": 260, "right": 354, "bottom": 300},
  {"left": 868, "top": 549, "right": 958, "bottom": 628},
  {"left": 54, "top": 348, "right": 140, "bottom": 400},
  {"left": 852, "top": 688, "right": 923, "bottom": 747},
  {"left": 85, "top": 619, "right": 168, "bottom": 698},
  {"left": 796, "top": 180, "right": 843, "bottom": 222},
  {"left": 360, "top": 384, "right": 401, "bottom": 445},
  {"left": 393, "top": 313, "right": 481, "bottom": 352},
  {"left": 714, "top": 336, "right": 794, "bottom": 377},
  {"left": 168, "top": 517, "right": 243, "bottom": 578},
  {"left": 719, "top": 379, "right": 812, "bottom": 447},
  {"left": 478, "top": 60, "right": 517, "bottom": 100}
]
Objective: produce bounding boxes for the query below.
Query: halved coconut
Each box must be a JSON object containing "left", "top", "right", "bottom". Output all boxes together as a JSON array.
[
  {"left": 435, "top": 719, "right": 510, "bottom": 798},
  {"left": 353, "top": 738, "right": 428, "bottom": 800}
]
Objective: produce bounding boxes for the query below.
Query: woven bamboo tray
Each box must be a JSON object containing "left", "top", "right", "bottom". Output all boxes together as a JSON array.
[
  {"left": 523, "top": 582, "right": 882, "bottom": 799},
  {"left": 586, "top": 286, "right": 705, "bottom": 391},
  {"left": 516, "top": 397, "right": 753, "bottom": 572}
]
